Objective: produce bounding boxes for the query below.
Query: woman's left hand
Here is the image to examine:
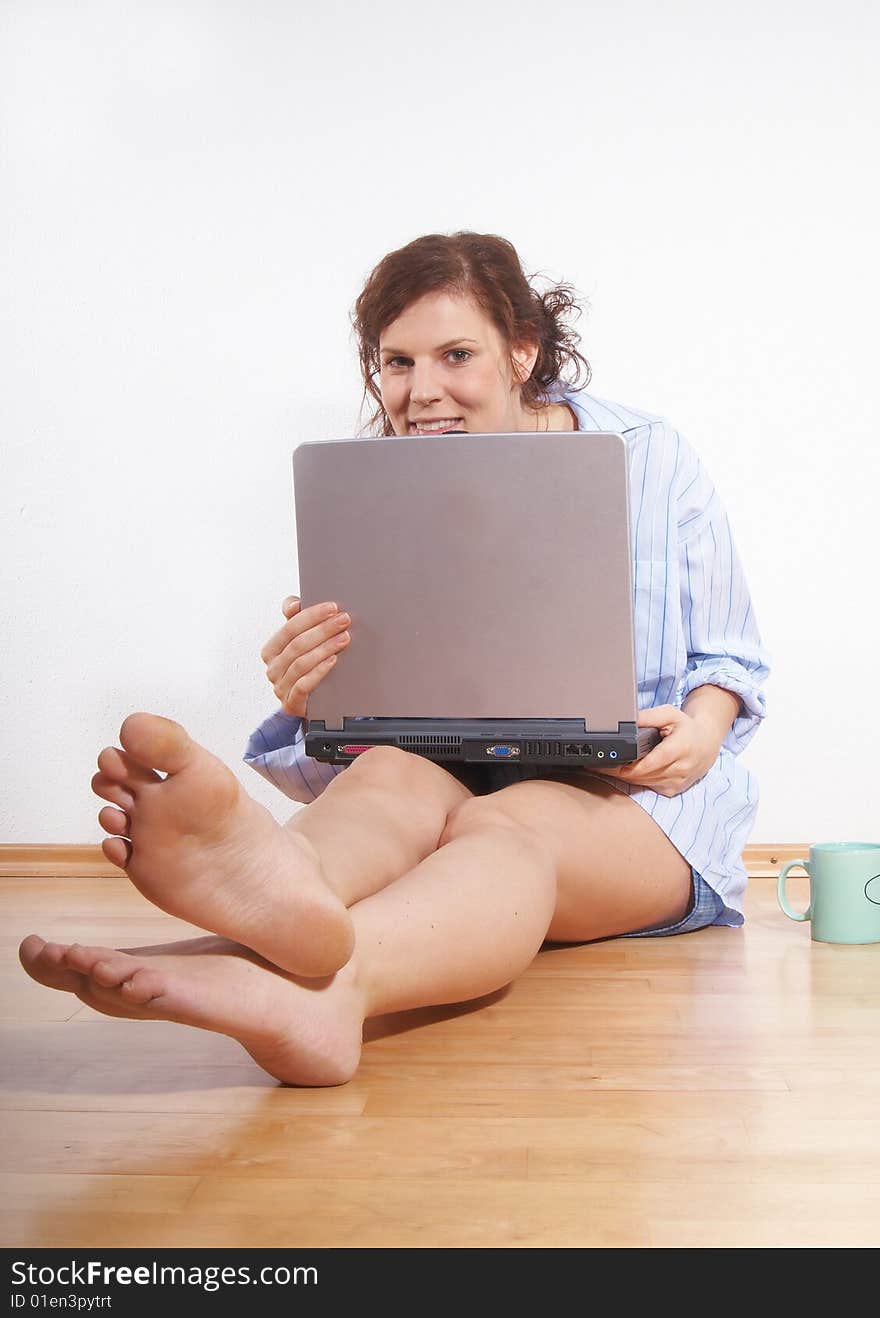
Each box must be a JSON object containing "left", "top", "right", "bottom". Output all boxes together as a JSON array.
[{"left": 592, "top": 705, "right": 721, "bottom": 797}]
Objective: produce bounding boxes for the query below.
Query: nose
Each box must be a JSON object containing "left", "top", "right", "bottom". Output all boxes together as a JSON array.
[{"left": 409, "top": 361, "right": 443, "bottom": 406}]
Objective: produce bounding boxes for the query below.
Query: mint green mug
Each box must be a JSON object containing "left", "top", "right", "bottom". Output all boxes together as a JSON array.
[{"left": 777, "top": 843, "right": 880, "bottom": 944}]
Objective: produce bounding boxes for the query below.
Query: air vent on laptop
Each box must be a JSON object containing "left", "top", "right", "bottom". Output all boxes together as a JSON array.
[{"left": 398, "top": 734, "right": 462, "bottom": 756}]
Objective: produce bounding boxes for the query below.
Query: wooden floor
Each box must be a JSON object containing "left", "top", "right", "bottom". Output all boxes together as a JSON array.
[{"left": 3, "top": 870, "right": 880, "bottom": 1249}]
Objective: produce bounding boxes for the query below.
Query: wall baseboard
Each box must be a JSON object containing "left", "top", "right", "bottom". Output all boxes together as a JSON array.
[
  {"left": 0, "top": 845, "right": 119, "bottom": 878},
  {"left": 0, "top": 842, "right": 812, "bottom": 880},
  {"left": 739, "top": 843, "right": 812, "bottom": 878}
]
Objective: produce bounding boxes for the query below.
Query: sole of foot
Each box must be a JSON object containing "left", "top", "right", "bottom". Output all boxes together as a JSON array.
[{"left": 91, "top": 712, "right": 354, "bottom": 978}]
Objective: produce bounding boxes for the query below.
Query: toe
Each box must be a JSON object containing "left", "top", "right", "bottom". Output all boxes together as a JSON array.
[
  {"left": 91, "top": 772, "right": 135, "bottom": 811},
  {"left": 19, "top": 936, "right": 85, "bottom": 993},
  {"left": 65, "top": 945, "right": 147, "bottom": 995},
  {"left": 96, "top": 745, "right": 160, "bottom": 788},
  {"left": 101, "top": 836, "right": 131, "bottom": 868},
  {"left": 120, "top": 966, "right": 167, "bottom": 1006},
  {"left": 88, "top": 951, "right": 141, "bottom": 989},
  {"left": 63, "top": 943, "right": 101, "bottom": 973},
  {"left": 98, "top": 805, "right": 130, "bottom": 837},
  {"left": 119, "top": 712, "right": 195, "bottom": 775},
  {"left": 19, "top": 933, "right": 48, "bottom": 968}
]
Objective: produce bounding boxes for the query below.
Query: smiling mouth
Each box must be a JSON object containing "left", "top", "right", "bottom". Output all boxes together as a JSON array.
[{"left": 408, "top": 418, "right": 465, "bottom": 435}]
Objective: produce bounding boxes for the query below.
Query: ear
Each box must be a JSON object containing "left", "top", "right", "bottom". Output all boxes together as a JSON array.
[{"left": 511, "top": 342, "right": 539, "bottom": 385}]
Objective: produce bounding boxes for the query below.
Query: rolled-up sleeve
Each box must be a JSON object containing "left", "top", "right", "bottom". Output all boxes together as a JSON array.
[
  {"left": 676, "top": 465, "right": 770, "bottom": 754},
  {"left": 243, "top": 708, "right": 344, "bottom": 803}
]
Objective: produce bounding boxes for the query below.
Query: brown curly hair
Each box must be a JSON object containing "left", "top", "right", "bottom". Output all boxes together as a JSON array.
[{"left": 352, "top": 231, "right": 592, "bottom": 436}]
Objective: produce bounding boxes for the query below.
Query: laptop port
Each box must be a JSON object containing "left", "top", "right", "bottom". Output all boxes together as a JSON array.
[{"left": 486, "top": 744, "right": 521, "bottom": 758}]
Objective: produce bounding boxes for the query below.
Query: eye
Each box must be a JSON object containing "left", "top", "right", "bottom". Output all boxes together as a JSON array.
[{"left": 447, "top": 349, "right": 472, "bottom": 364}]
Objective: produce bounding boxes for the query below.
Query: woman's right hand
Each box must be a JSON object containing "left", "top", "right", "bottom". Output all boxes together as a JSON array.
[{"left": 260, "top": 596, "right": 351, "bottom": 719}]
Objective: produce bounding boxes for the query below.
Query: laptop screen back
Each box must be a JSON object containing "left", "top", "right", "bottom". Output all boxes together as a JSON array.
[{"left": 292, "top": 430, "right": 638, "bottom": 731}]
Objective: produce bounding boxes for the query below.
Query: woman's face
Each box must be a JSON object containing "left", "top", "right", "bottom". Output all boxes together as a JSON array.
[{"left": 378, "top": 290, "right": 538, "bottom": 436}]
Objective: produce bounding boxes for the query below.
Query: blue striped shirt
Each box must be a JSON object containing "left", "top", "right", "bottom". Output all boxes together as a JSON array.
[{"left": 244, "top": 390, "right": 770, "bottom": 922}]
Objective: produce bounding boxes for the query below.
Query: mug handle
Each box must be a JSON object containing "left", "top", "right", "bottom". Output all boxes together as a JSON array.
[{"left": 777, "top": 860, "right": 811, "bottom": 921}]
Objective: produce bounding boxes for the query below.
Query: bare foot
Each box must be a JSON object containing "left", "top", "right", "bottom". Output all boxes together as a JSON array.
[
  {"left": 19, "top": 933, "right": 364, "bottom": 1086},
  {"left": 91, "top": 712, "right": 354, "bottom": 978}
]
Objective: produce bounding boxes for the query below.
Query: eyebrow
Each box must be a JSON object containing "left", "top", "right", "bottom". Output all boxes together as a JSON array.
[{"left": 379, "top": 338, "right": 479, "bottom": 356}]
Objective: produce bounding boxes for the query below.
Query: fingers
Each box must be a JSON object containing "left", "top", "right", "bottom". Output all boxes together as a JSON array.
[
  {"left": 636, "top": 704, "right": 686, "bottom": 731},
  {"left": 594, "top": 748, "right": 671, "bottom": 784},
  {"left": 594, "top": 733, "right": 700, "bottom": 796},
  {"left": 592, "top": 726, "right": 683, "bottom": 791},
  {"left": 622, "top": 737, "right": 679, "bottom": 777},
  {"left": 278, "top": 652, "right": 341, "bottom": 715},
  {"left": 593, "top": 762, "right": 684, "bottom": 796},
  {"left": 260, "top": 599, "right": 342, "bottom": 665},
  {"left": 266, "top": 609, "right": 351, "bottom": 686},
  {"left": 259, "top": 597, "right": 352, "bottom": 717},
  {"left": 272, "top": 619, "right": 352, "bottom": 713}
]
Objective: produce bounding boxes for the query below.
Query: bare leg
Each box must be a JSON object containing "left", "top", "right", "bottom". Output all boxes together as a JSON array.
[
  {"left": 19, "top": 934, "right": 364, "bottom": 1087},
  {"left": 439, "top": 773, "right": 693, "bottom": 944},
  {"left": 90, "top": 715, "right": 470, "bottom": 977},
  {"left": 18, "top": 808, "right": 556, "bottom": 1085},
  {"left": 355, "top": 773, "right": 692, "bottom": 1015},
  {"left": 281, "top": 748, "right": 474, "bottom": 906},
  {"left": 19, "top": 771, "right": 689, "bottom": 1085},
  {"left": 21, "top": 720, "right": 693, "bottom": 1086}
]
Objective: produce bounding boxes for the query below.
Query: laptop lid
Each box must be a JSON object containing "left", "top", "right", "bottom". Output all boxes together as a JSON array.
[{"left": 292, "top": 429, "right": 638, "bottom": 734}]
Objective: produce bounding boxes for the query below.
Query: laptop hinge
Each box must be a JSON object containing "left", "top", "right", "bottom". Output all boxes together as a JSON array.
[{"left": 309, "top": 718, "right": 593, "bottom": 734}]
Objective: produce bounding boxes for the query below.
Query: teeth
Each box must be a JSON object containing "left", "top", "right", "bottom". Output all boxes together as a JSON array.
[{"left": 412, "top": 419, "right": 462, "bottom": 433}]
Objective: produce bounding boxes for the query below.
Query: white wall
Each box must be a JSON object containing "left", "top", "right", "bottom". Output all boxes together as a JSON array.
[{"left": 2, "top": 0, "right": 878, "bottom": 843}]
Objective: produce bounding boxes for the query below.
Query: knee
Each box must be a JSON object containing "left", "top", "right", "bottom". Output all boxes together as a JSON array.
[
  {"left": 337, "top": 745, "right": 465, "bottom": 811},
  {"left": 339, "top": 745, "right": 421, "bottom": 791},
  {"left": 438, "top": 793, "right": 537, "bottom": 849}
]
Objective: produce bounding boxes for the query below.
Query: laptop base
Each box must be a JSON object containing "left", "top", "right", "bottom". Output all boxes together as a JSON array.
[{"left": 304, "top": 720, "right": 660, "bottom": 767}]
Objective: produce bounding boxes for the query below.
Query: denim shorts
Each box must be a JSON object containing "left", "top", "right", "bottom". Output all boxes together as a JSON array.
[{"left": 620, "top": 867, "right": 729, "bottom": 938}]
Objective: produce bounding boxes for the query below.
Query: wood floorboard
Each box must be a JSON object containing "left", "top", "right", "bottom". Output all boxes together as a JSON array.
[{"left": 2, "top": 871, "right": 879, "bottom": 1248}]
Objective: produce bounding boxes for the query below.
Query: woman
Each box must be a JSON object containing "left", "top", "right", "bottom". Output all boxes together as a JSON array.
[{"left": 19, "top": 232, "right": 769, "bottom": 1086}]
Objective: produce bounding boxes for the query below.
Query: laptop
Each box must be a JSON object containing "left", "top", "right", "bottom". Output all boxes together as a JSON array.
[{"left": 292, "top": 429, "right": 659, "bottom": 768}]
